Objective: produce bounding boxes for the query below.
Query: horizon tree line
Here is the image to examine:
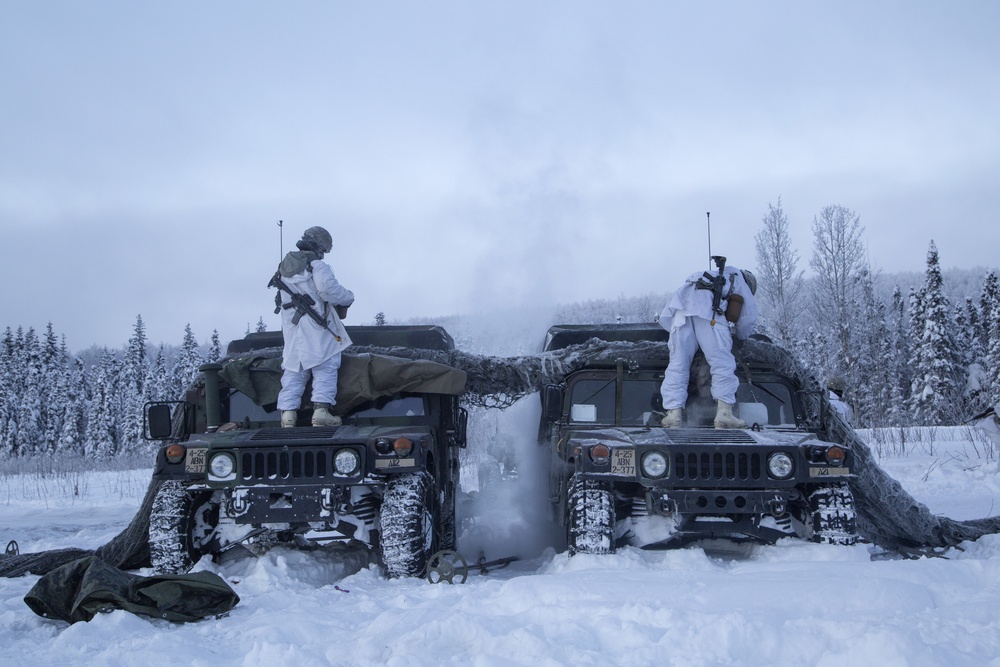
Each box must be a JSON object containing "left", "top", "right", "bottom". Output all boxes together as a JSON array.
[{"left": 2, "top": 204, "right": 999, "bottom": 460}]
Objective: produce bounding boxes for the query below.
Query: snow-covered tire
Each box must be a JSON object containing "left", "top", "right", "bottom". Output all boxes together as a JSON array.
[
  {"left": 439, "top": 496, "right": 457, "bottom": 553},
  {"left": 379, "top": 472, "right": 436, "bottom": 578},
  {"left": 567, "top": 474, "right": 616, "bottom": 555},
  {"left": 808, "top": 482, "right": 858, "bottom": 546},
  {"left": 149, "top": 480, "right": 213, "bottom": 574}
]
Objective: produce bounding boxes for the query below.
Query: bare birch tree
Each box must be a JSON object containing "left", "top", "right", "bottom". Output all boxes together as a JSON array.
[
  {"left": 809, "top": 205, "right": 867, "bottom": 388},
  {"left": 753, "top": 198, "right": 805, "bottom": 348}
]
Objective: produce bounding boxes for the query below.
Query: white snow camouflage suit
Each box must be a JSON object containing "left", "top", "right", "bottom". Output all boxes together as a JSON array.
[
  {"left": 659, "top": 266, "right": 758, "bottom": 409},
  {"left": 275, "top": 251, "right": 355, "bottom": 411}
]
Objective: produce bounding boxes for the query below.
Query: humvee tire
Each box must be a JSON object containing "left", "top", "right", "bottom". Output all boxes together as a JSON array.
[
  {"left": 380, "top": 472, "right": 436, "bottom": 577},
  {"left": 567, "top": 474, "right": 616, "bottom": 555},
  {"left": 808, "top": 482, "right": 858, "bottom": 546},
  {"left": 149, "top": 480, "right": 214, "bottom": 575}
]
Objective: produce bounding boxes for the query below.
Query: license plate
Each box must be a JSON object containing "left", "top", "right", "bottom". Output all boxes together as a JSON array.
[
  {"left": 185, "top": 448, "right": 207, "bottom": 473},
  {"left": 376, "top": 457, "right": 416, "bottom": 469},
  {"left": 611, "top": 449, "right": 636, "bottom": 476},
  {"left": 809, "top": 466, "right": 849, "bottom": 478}
]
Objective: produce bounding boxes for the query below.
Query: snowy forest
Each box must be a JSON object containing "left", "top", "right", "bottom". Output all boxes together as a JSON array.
[{"left": 2, "top": 201, "right": 999, "bottom": 462}]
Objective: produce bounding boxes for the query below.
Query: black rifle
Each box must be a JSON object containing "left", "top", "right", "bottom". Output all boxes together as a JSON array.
[
  {"left": 268, "top": 271, "right": 342, "bottom": 342},
  {"left": 695, "top": 255, "right": 728, "bottom": 323}
]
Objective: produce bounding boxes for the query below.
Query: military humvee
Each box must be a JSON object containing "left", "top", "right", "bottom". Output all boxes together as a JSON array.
[
  {"left": 537, "top": 323, "right": 858, "bottom": 554},
  {"left": 144, "top": 326, "right": 467, "bottom": 578}
]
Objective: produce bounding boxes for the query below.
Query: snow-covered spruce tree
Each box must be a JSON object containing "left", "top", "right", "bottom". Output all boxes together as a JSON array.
[
  {"left": 981, "top": 272, "right": 1000, "bottom": 410},
  {"left": 207, "top": 330, "right": 222, "bottom": 363},
  {"left": 906, "top": 286, "right": 926, "bottom": 420},
  {"left": 809, "top": 205, "right": 867, "bottom": 395},
  {"left": 148, "top": 346, "right": 170, "bottom": 402},
  {"left": 980, "top": 271, "right": 998, "bottom": 360},
  {"left": 118, "top": 315, "right": 150, "bottom": 455},
  {"left": 794, "top": 325, "right": 830, "bottom": 388},
  {"left": 83, "top": 349, "right": 121, "bottom": 459},
  {"left": 909, "top": 241, "right": 963, "bottom": 425},
  {"left": 885, "top": 286, "right": 912, "bottom": 426},
  {"left": 169, "top": 324, "right": 203, "bottom": 400},
  {"left": 849, "top": 269, "right": 892, "bottom": 427},
  {"left": 35, "top": 323, "right": 66, "bottom": 454},
  {"left": 955, "top": 298, "right": 987, "bottom": 418},
  {"left": 55, "top": 356, "right": 87, "bottom": 455},
  {"left": 0, "top": 327, "right": 16, "bottom": 457},
  {"left": 986, "top": 298, "right": 1000, "bottom": 411},
  {"left": 14, "top": 327, "right": 43, "bottom": 457},
  {"left": 753, "top": 197, "right": 806, "bottom": 349}
]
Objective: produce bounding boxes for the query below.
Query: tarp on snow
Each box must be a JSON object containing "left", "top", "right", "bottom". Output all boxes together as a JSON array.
[{"left": 24, "top": 555, "right": 239, "bottom": 623}]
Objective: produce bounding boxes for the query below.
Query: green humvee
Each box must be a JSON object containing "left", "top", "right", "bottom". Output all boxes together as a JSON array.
[
  {"left": 537, "top": 323, "right": 858, "bottom": 554},
  {"left": 145, "top": 326, "right": 467, "bottom": 578}
]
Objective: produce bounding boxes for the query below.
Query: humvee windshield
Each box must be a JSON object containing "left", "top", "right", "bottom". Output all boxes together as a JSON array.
[
  {"left": 351, "top": 395, "right": 425, "bottom": 418},
  {"left": 568, "top": 376, "right": 797, "bottom": 428},
  {"left": 229, "top": 392, "right": 274, "bottom": 423}
]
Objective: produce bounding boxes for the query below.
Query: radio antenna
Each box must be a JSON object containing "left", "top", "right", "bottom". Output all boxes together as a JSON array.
[
  {"left": 277, "top": 219, "right": 284, "bottom": 260},
  {"left": 706, "top": 211, "right": 712, "bottom": 269}
]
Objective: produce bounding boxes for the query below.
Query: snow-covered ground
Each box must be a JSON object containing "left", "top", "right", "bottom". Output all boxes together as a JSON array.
[{"left": 3, "top": 422, "right": 1000, "bottom": 667}]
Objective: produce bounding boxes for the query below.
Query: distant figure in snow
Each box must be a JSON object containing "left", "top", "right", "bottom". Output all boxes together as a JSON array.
[
  {"left": 271, "top": 226, "right": 355, "bottom": 427},
  {"left": 659, "top": 257, "right": 758, "bottom": 429}
]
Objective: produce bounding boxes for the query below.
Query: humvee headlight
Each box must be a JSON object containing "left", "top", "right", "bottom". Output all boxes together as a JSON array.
[
  {"left": 334, "top": 449, "right": 360, "bottom": 475},
  {"left": 590, "top": 444, "right": 611, "bottom": 465},
  {"left": 165, "top": 444, "right": 185, "bottom": 464},
  {"left": 825, "top": 445, "right": 846, "bottom": 466},
  {"left": 767, "top": 452, "right": 794, "bottom": 479},
  {"left": 374, "top": 437, "right": 394, "bottom": 455},
  {"left": 208, "top": 453, "right": 235, "bottom": 479},
  {"left": 394, "top": 437, "right": 413, "bottom": 457},
  {"left": 641, "top": 451, "right": 668, "bottom": 478}
]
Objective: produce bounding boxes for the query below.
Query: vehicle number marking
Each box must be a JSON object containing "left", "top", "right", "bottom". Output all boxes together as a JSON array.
[
  {"left": 376, "top": 458, "right": 415, "bottom": 469},
  {"left": 611, "top": 449, "right": 636, "bottom": 476},
  {"left": 809, "top": 466, "right": 849, "bottom": 478},
  {"left": 185, "top": 448, "right": 207, "bottom": 473}
]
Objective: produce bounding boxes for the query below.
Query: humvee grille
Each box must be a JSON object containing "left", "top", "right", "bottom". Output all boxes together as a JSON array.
[
  {"left": 672, "top": 450, "right": 763, "bottom": 482},
  {"left": 239, "top": 447, "right": 343, "bottom": 481}
]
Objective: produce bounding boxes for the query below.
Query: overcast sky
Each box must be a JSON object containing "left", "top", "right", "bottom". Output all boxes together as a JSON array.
[{"left": 3, "top": 1, "right": 998, "bottom": 351}]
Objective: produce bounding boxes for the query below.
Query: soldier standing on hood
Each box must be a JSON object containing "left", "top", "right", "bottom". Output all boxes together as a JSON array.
[
  {"left": 658, "top": 259, "right": 758, "bottom": 429},
  {"left": 274, "top": 226, "right": 354, "bottom": 427}
]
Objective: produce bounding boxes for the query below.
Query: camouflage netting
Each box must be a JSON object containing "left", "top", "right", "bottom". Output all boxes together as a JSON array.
[
  {"left": 4, "top": 337, "right": 1000, "bottom": 577},
  {"left": 0, "top": 471, "right": 162, "bottom": 578}
]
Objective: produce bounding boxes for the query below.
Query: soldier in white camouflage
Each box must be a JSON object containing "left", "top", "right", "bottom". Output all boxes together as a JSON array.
[
  {"left": 273, "top": 226, "right": 355, "bottom": 427},
  {"left": 659, "top": 259, "right": 758, "bottom": 429}
]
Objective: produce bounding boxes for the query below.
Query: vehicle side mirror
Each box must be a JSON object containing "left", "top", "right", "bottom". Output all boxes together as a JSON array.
[
  {"left": 146, "top": 403, "right": 173, "bottom": 439},
  {"left": 543, "top": 384, "right": 564, "bottom": 423}
]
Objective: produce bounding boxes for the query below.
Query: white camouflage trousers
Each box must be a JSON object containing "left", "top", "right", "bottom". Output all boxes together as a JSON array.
[
  {"left": 660, "top": 316, "right": 738, "bottom": 409},
  {"left": 277, "top": 352, "right": 342, "bottom": 410}
]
